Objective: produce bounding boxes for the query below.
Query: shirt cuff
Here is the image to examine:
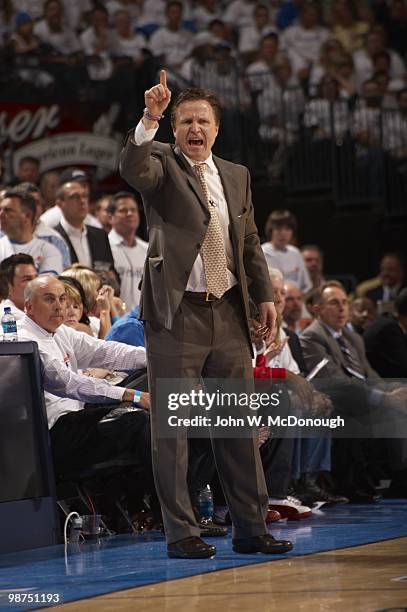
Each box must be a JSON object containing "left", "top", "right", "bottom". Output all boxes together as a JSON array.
[{"left": 134, "top": 119, "right": 158, "bottom": 145}]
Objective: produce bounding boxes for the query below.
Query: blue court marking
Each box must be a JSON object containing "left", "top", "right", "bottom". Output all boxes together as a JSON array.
[{"left": 0, "top": 500, "right": 406, "bottom": 610}]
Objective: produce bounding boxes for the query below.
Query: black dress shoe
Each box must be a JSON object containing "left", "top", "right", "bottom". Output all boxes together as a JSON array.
[
  {"left": 167, "top": 536, "right": 216, "bottom": 559},
  {"left": 199, "top": 519, "right": 228, "bottom": 537},
  {"left": 348, "top": 490, "right": 382, "bottom": 503},
  {"left": 232, "top": 533, "right": 293, "bottom": 554}
]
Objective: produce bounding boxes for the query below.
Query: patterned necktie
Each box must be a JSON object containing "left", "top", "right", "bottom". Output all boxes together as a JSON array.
[
  {"left": 336, "top": 334, "right": 365, "bottom": 380},
  {"left": 194, "top": 163, "right": 229, "bottom": 298}
]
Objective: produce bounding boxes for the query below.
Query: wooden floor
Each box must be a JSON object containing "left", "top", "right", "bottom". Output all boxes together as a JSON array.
[{"left": 56, "top": 537, "right": 407, "bottom": 611}]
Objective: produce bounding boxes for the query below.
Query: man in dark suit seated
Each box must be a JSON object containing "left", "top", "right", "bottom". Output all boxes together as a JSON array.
[
  {"left": 364, "top": 288, "right": 407, "bottom": 379},
  {"left": 366, "top": 252, "right": 406, "bottom": 306},
  {"left": 300, "top": 281, "right": 407, "bottom": 500}
]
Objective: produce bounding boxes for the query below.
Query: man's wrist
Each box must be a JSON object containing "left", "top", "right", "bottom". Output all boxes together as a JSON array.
[{"left": 133, "top": 390, "right": 142, "bottom": 405}]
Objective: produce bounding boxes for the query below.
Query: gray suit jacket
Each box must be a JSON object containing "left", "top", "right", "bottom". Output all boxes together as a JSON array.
[
  {"left": 300, "top": 319, "right": 381, "bottom": 381},
  {"left": 120, "top": 134, "right": 273, "bottom": 338}
]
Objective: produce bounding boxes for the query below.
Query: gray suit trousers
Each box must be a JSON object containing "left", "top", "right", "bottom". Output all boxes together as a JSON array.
[{"left": 145, "top": 287, "right": 269, "bottom": 544}]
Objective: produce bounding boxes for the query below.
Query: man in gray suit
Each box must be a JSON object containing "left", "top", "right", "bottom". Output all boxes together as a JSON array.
[{"left": 120, "top": 70, "right": 293, "bottom": 558}]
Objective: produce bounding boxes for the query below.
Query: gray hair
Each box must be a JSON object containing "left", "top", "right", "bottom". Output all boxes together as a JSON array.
[
  {"left": 268, "top": 267, "right": 283, "bottom": 281},
  {"left": 24, "top": 274, "right": 59, "bottom": 301}
]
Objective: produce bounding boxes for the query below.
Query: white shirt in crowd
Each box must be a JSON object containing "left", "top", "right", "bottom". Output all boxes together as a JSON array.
[
  {"left": 17, "top": 315, "right": 147, "bottom": 428},
  {"left": 108, "top": 229, "right": 148, "bottom": 310},
  {"left": 281, "top": 24, "right": 329, "bottom": 73},
  {"left": 238, "top": 23, "right": 277, "bottom": 54},
  {"left": 149, "top": 26, "right": 193, "bottom": 67},
  {"left": 60, "top": 216, "right": 92, "bottom": 268},
  {"left": 261, "top": 242, "right": 312, "bottom": 293},
  {"left": 113, "top": 32, "right": 147, "bottom": 60},
  {"left": 0, "top": 298, "right": 25, "bottom": 321},
  {"left": 40, "top": 205, "right": 103, "bottom": 230},
  {"left": 134, "top": 120, "right": 237, "bottom": 292},
  {"left": 0, "top": 235, "right": 63, "bottom": 275},
  {"left": 34, "top": 220, "right": 72, "bottom": 270},
  {"left": 224, "top": 0, "right": 256, "bottom": 29},
  {"left": 33, "top": 20, "right": 80, "bottom": 55}
]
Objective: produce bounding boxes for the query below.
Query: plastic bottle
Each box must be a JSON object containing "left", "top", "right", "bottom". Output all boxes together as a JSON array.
[
  {"left": 69, "top": 516, "right": 83, "bottom": 543},
  {"left": 1, "top": 307, "right": 18, "bottom": 341},
  {"left": 196, "top": 485, "right": 214, "bottom": 522}
]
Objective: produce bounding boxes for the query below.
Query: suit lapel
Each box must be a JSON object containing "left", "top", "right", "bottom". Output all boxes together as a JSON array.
[
  {"left": 173, "top": 145, "right": 209, "bottom": 213},
  {"left": 213, "top": 156, "right": 241, "bottom": 243},
  {"left": 318, "top": 321, "right": 347, "bottom": 367}
]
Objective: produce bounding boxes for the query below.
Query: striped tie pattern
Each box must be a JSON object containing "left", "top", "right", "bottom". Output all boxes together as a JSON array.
[{"left": 194, "top": 163, "right": 229, "bottom": 298}]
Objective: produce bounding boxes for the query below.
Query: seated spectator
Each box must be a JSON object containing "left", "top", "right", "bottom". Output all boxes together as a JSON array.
[
  {"left": 105, "top": 304, "right": 145, "bottom": 347},
  {"left": 17, "top": 275, "right": 150, "bottom": 480},
  {"left": 0, "top": 188, "right": 63, "bottom": 274},
  {"left": 364, "top": 288, "right": 407, "bottom": 379},
  {"left": 193, "top": 0, "right": 222, "bottom": 31},
  {"left": 283, "top": 281, "right": 311, "bottom": 334},
  {"left": 149, "top": 1, "right": 193, "bottom": 71},
  {"left": 33, "top": 0, "right": 81, "bottom": 58},
  {"left": 300, "top": 281, "right": 407, "bottom": 500},
  {"left": 246, "top": 32, "right": 282, "bottom": 93},
  {"left": 106, "top": 0, "right": 141, "bottom": 27},
  {"left": 0, "top": 253, "right": 37, "bottom": 319},
  {"left": 94, "top": 195, "right": 113, "bottom": 233},
  {"left": 39, "top": 170, "right": 60, "bottom": 212},
  {"left": 223, "top": 0, "right": 257, "bottom": 34},
  {"left": 59, "top": 274, "right": 93, "bottom": 335},
  {"left": 108, "top": 192, "right": 148, "bottom": 311},
  {"left": 301, "top": 244, "right": 325, "bottom": 289},
  {"left": 347, "top": 297, "right": 377, "bottom": 335},
  {"left": 9, "top": 156, "right": 40, "bottom": 187},
  {"left": 330, "top": 0, "right": 369, "bottom": 54},
  {"left": 137, "top": 0, "right": 166, "bottom": 35},
  {"left": 372, "top": 50, "right": 405, "bottom": 95},
  {"left": 40, "top": 168, "right": 102, "bottom": 229},
  {"left": 256, "top": 55, "right": 304, "bottom": 178},
  {"left": 304, "top": 74, "right": 351, "bottom": 142},
  {"left": 238, "top": 3, "right": 277, "bottom": 62},
  {"left": 63, "top": 264, "right": 119, "bottom": 338},
  {"left": 80, "top": 4, "right": 115, "bottom": 81},
  {"left": 308, "top": 37, "right": 347, "bottom": 98},
  {"left": 262, "top": 209, "right": 312, "bottom": 293},
  {"left": 280, "top": 3, "right": 329, "bottom": 85},
  {"left": 52, "top": 179, "right": 115, "bottom": 274},
  {"left": 365, "top": 252, "right": 406, "bottom": 306},
  {"left": 112, "top": 9, "right": 147, "bottom": 64},
  {"left": 353, "top": 28, "right": 405, "bottom": 93},
  {"left": 352, "top": 78, "right": 386, "bottom": 200},
  {"left": 16, "top": 182, "right": 71, "bottom": 270}
]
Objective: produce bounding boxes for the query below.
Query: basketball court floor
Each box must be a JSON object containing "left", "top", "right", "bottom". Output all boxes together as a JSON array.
[{"left": 0, "top": 500, "right": 406, "bottom": 611}]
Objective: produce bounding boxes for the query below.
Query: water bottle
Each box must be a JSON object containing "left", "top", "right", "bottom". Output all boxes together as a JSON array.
[
  {"left": 1, "top": 307, "right": 18, "bottom": 341},
  {"left": 69, "top": 516, "right": 83, "bottom": 543},
  {"left": 196, "top": 485, "right": 214, "bottom": 522}
]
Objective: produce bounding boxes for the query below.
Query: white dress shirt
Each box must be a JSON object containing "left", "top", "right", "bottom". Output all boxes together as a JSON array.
[
  {"left": 60, "top": 216, "right": 92, "bottom": 268},
  {"left": 18, "top": 315, "right": 147, "bottom": 428},
  {"left": 40, "top": 206, "right": 103, "bottom": 230},
  {"left": 109, "top": 229, "right": 148, "bottom": 309},
  {"left": 134, "top": 120, "right": 237, "bottom": 292}
]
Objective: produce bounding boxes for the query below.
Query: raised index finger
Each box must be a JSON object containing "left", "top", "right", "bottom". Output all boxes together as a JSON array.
[{"left": 159, "top": 69, "right": 167, "bottom": 89}]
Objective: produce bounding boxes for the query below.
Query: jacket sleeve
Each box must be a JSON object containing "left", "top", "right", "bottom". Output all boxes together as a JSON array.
[{"left": 119, "top": 131, "right": 166, "bottom": 195}]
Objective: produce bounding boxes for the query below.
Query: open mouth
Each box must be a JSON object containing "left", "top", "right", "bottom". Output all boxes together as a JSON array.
[{"left": 188, "top": 139, "right": 203, "bottom": 146}]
